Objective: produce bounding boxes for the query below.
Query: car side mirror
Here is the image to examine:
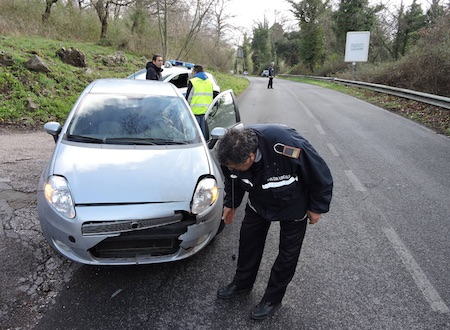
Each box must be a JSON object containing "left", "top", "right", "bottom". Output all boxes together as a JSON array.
[
  {"left": 44, "top": 122, "right": 62, "bottom": 143},
  {"left": 208, "top": 127, "right": 227, "bottom": 149}
]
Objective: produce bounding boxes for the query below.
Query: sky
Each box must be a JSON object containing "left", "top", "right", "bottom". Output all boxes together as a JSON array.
[
  {"left": 227, "top": 0, "right": 295, "bottom": 42},
  {"left": 226, "top": 0, "right": 432, "bottom": 42}
]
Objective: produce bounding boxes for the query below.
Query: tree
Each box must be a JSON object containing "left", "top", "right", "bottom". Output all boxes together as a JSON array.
[
  {"left": 269, "top": 22, "right": 284, "bottom": 66},
  {"left": 275, "top": 31, "right": 302, "bottom": 67},
  {"left": 242, "top": 33, "right": 252, "bottom": 72},
  {"left": 153, "top": 0, "right": 217, "bottom": 60},
  {"left": 90, "top": 0, "right": 134, "bottom": 40},
  {"left": 42, "top": 0, "right": 59, "bottom": 24},
  {"left": 128, "top": 0, "right": 151, "bottom": 34},
  {"left": 393, "top": 0, "right": 427, "bottom": 59},
  {"left": 426, "top": 0, "right": 446, "bottom": 25},
  {"left": 288, "top": 0, "right": 327, "bottom": 73},
  {"left": 251, "top": 19, "right": 271, "bottom": 74},
  {"left": 211, "top": 0, "right": 235, "bottom": 47},
  {"left": 332, "top": 0, "right": 381, "bottom": 55}
]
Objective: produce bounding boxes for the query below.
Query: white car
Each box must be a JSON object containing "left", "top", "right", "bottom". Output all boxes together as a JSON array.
[{"left": 127, "top": 61, "right": 220, "bottom": 96}]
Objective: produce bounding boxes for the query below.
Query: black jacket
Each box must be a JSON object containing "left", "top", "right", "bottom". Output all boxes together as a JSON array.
[
  {"left": 146, "top": 62, "right": 163, "bottom": 80},
  {"left": 223, "top": 124, "right": 333, "bottom": 221}
]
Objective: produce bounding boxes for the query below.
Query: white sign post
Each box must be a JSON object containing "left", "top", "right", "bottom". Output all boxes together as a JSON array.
[{"left": 345, "top": 31, "right": 370, "bottom": 80}]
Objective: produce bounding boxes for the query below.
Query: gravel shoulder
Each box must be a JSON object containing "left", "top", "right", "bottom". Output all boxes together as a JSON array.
[{"left": 0, "top": 128, "right": 78, "bottom": 330}]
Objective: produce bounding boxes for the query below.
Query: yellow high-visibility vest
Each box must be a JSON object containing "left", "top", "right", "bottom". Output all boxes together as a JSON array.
[{"left": 189, "top": 77, "right": 214, "bottom": 115}]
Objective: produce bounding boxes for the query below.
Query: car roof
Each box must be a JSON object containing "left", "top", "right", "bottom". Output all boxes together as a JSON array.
[
  {"left": 163, "top": 66, "right": 191, "bottom": 74},
  {"left": 87, "top": 78, "right": 180, "bottom": 97}
]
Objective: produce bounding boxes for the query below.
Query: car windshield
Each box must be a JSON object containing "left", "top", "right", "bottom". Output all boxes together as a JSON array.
[{"left": 66, "top": 94, "right": 201, "bottom": 145}]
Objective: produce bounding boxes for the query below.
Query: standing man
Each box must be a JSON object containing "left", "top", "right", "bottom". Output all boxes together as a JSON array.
[
  {"left": 216, "top": 124, "right": 333, "bottom": 320},
  {"left": 267, "top": 62, "right": 275, "bottom": 89},
  {"left": 186, "top": 64, "right": 214, "bottom": 137},
  {"left": 146, "top": 54, "right": 163, "bottom": 80}
]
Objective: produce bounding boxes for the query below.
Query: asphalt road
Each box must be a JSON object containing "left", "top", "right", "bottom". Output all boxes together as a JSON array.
[{"left": 1, "top": 76, "right": 449, "bottom": 329}]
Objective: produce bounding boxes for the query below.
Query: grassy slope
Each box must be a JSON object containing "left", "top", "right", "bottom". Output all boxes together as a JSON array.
[{"left": 0, "top": 35, "right": 249, "bottom": 127}]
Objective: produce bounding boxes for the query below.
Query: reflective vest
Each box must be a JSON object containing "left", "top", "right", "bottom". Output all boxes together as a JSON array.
[{"left": 189, "top": 77, "right": 214, "bottom": 115}]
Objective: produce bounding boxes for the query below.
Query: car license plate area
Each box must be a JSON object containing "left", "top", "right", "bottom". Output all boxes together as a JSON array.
[
  {"left": 89, "top": 218, "right": 196, "bottom": 259},
  {"left": 82, "top": 213, "right": 184, "bottom": 236}
]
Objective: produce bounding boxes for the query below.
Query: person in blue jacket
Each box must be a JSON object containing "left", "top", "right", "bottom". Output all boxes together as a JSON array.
[{"left": 216, "top": 124, "right": 333, "bottom": 320}]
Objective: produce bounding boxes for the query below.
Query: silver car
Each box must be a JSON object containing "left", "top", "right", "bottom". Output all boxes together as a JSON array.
[{"left": 37, "top": 78, "right": 241, "bottom": 265}]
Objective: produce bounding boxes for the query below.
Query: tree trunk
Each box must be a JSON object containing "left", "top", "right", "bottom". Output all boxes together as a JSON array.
[{"left": 42, "top": 0, "right": 59, "bottom": 24}]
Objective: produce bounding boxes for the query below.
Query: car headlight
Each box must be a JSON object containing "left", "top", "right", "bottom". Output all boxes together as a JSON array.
[
  {"left": 44, "top": 175, "right": 76, "bottom": 219},
  {"left": 191, "top": 177, "right": 219, "bottom": 215}
]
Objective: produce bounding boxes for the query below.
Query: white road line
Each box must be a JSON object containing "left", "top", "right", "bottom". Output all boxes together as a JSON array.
[
  {"left": 344, "top": 170, "right": 366, "bottom": 192},
  {"left": 327, "top": 143, "right": 340, "bottom": 157},
  {"left": 304, "top": 106, "right": 315, "bottom": 119},
  {"left": 285, "top": 87, "right": 315, "bottom": 119},
  {"left": 382, "top": 227, "right": 450, "bottom": 314},
  {"left": 315, "top": 124, "right": 326, "bottom": 135}
]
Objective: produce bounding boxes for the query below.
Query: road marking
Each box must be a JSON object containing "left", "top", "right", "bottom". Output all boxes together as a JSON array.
[
  {"left": 344, "top": 170, "right": 366, "bottom": 191},
  {"left": 382, "top": 227, "right": 449, "bottom": 314},
  {"left": 285, "top": 87, "right": 315, "bottom": 119},
  {"left": 315, "top": 124, "right": 326, "bottom": 135},
  {"left": 327, "top": 143, "right": 340, "bottom": 157}
]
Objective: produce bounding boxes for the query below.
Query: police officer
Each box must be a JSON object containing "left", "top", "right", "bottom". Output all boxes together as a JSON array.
[
  {"left": 186, "top": 65, "right": 214, "bottom": 137},
  {"left": 216, "top": 124, "right": 333, "bottom": 320},
  {"left": 267, "top": 62, "right": 275, "bottom": 89}
]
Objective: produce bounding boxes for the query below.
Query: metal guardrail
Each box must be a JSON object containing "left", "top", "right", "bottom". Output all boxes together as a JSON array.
[{"left": 280, "top": 74, "right": 450, "bottom": 110}]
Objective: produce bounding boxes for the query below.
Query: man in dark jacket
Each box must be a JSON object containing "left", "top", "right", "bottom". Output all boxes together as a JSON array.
[
  {"left": 146, "top": 54, "right": 163, "bottom": 80},
  {"left": 267, "top": 62, "right": 275, "bottom": 89},
  {"left": 216, "top": 124, "right": 333, "bottom": 320}
]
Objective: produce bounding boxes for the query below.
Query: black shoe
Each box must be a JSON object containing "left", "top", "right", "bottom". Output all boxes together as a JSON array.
[
  {"left": 217, "top": 283, "right": 252, "bottom": 299},
  {"left": 250, "top": 301, "right": 281, "bottom": 320}
]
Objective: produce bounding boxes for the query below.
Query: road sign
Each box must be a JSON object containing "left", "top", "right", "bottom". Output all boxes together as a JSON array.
[{"left": 345, "top": 31, "right": 370, "bottom": 62}]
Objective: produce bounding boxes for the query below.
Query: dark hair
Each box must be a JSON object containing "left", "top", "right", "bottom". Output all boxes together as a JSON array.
[
  {"left": 193, "top": 64, "right": 204, "bottom": 73},
  {"left": 217, "top": 128, "right": 259, "bottom": 165},
  {"left": 152, "top": 54, "right": 162, "bottom": 61}
]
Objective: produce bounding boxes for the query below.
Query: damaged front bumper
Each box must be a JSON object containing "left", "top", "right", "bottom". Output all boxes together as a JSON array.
[{"left": 37, "top": 195, "right": 223, "bottom": 265}]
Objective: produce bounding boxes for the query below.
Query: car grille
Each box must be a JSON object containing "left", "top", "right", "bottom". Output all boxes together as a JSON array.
[
  {"left": 88, "top": 217, "right": 197, "bottom": 259},
  {"left": 81, "top": 213, "right": 183, "bottom": 236}
]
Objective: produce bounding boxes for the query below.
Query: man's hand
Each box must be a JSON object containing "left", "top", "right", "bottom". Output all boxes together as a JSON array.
[
  {"left": 307, "top": 210, "right": 321, "bottom": 224},
  {"left": 222, "top": 207, "right": 237, "bottom": 225}
]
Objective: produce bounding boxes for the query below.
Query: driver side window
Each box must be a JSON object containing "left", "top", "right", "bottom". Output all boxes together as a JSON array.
[{"left": 205, "top": 91, "right": 240, "bottom": 140}]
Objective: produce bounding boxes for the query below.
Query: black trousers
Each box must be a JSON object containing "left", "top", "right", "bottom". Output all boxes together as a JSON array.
[
  {"left": 268, "top": 77, "right": 273, "bottom": 88},
  {"left": 233, "top": 205, "right": 307, "bottom": 304}
]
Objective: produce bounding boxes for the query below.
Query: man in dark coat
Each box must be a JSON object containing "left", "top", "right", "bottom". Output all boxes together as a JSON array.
[
  {"left": 146, "top": 54, "right": 163, "bottom": 80},
  {"left": 216, "top": 124, "right": 333, "bottom": 320},
  {"left": 267, "top": 62, "right": 275, "bottom": 89}
]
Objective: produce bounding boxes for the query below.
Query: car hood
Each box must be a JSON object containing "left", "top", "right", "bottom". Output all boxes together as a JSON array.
[{"left": 50, "top": 143, "right": 211, "bottom": 204}]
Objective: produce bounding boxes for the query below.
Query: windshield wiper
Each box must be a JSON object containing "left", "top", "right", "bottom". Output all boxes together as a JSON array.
[
  {"left": 103, "top": 138, "right": 157, "bottom": 145},
  {"left": 66, "top": 134, "right": 105, "bottom": 144},
  {"left": 153, "top": 139, "right": 189, "bottom": 145},
  {"left": 104, "top": 137, "right": 188, "bottom": 145}
]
